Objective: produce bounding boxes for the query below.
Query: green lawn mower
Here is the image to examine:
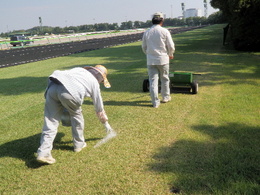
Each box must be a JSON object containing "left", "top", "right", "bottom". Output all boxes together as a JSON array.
[{"left": 143, "top": 71, "right": 201, "bottom": 94}]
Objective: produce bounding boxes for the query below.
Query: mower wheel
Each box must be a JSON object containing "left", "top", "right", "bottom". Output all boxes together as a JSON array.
[
  {"left": 143, "top": 79, "right": 149, "bottom": 92},
  {"left": 191, "top": 81, "right": 198, "bottom": 94}
]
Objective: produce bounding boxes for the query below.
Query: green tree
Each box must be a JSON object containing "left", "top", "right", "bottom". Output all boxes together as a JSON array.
[
  {"left": 133, "top": 21, "right": 143, "bottom": 28},
  {"left": 207, "top": 11, "right": 226, "bottom": 24},
  {"left": 210, "top": 0, "right": 260, "bottom": 51},
  {"left": 52, "top": 27, "right": 63, "bottom": 34},
  {"left": 109, "top": 23, "right": 119, "bottom": 30},
  {"left": 120, "top": 21, "right": 133, "bottom": 30}
]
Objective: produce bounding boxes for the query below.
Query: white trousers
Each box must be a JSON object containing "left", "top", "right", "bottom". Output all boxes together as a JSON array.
[
  {"left": 148, "top": 64, "right": 170, "bottom": 107},
  {"left": 37, "top": 82, "right": 85, "bottom": 158}
]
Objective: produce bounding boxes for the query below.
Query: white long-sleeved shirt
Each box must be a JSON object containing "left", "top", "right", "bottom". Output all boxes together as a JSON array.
[
  {"left": 142, "top": 25, "right": 175, "bottom": 65},
  {"left": 48, "top": 67, "right": 104, "bottom": 112}
]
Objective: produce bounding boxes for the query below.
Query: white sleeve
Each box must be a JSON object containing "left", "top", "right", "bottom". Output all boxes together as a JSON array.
[
  {"left": 91, "top": 83, "right": 104, "bottom": 113},
  {"left": 166, "top": 31, "right": 175, "bottom": 56},
  {"left": 142, "top": 34, "right": 147, "bottom": 54}
]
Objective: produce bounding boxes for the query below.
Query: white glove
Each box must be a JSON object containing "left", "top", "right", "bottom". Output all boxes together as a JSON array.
[
  {"left": 96, "top": 110, "right": 108, "bottom": 123},
  {"left": 94, "top": 121, "right": 117, "bottom": 148},
  {"left": 103, "top": 121, "right": 113, "bottom": 133}
]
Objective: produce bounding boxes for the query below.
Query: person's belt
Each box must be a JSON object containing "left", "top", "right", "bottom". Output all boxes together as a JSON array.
[{"left": 50, "top": 77, "right": 62, "bottom": 85}]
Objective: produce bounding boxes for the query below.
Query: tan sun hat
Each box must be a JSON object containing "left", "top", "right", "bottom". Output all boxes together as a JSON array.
[
  {"left": 84, "top": 65, "right": 111, "bottom": 88},
  {"left": 152, "top": 12, "right": 164, "bottom": 19}
]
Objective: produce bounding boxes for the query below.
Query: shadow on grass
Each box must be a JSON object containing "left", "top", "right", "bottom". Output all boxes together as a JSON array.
[
  {"left": 0, "top": 132, "right": 103, "bottom": 169},
  {"left": 0, "top": 133, "right": 63, "bottom": 168},
  {"left": 172, "top": 27, "right": 260, "bottom": 88},
  {"left": 55, "top": 137, "right": 101, "bottom": 151},
  {"left": 1, "top": 26, "right": 259, "bottom": 96},
  {"left": 83, "top": 92, "right": 152, "bottom": 107},
  {"left": 3, "top": 35, "right": 259, "bottom": 97},
  {"left": 84, "top": 99, "right": 151, "bottom": 107},
  {"left": 66, "top": 30, "right": 260, "bottom": 92},
  {"left": 0, "top": 76, "right": 47, "bottom": 95},
  {"left": 148, "top": 123, "right": 260, "bottom": 194}
]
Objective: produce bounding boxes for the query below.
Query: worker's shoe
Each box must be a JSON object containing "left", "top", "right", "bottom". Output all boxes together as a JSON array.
[
  {"left": 37, "top": 155, "right": 56, "bottom": 164},
  {"left": 153, "top": 102, "right": 160, "bottom": 108},
  {"left": 74, "top": 142, "right": 87, "bottom": 152},
  {"left": 161, "top": 96, "right": 171, "bottom": 103}
]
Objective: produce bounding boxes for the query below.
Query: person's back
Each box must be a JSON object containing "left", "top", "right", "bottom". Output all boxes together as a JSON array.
[
  {"left": 143, "top": 25, "right": 172, "bottom": 65},
  {"left": 142, "top": 12, "right": 175, "bottom": 108}
]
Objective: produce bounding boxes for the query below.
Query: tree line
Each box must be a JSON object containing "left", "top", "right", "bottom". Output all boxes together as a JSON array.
[
  {"left": 210, "top": 0, "right": 260, "bottom": 51},
  {"left": 1, "top": 12, "right": 224, "bottom": 38}
]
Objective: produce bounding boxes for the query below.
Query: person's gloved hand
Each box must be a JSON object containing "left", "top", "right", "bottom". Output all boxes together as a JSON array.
[
  {"left": 96, "top": 110, "right": 108, "bottom": 123},
  {"left": 103, "top": 121, "right": 113, "bottom": 133},
  {"left": 94, "top": 121, "right": 117, "bottom": 148}
]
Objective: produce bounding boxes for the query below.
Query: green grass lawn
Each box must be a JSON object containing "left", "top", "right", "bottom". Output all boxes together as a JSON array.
[{"left": 0, "top": 24, "right": 259, "bottom": 195}]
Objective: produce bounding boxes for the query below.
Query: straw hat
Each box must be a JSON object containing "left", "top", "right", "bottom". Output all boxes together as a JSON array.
[{"left": 84, "top": 65, "right": 111, "bottom": 88}]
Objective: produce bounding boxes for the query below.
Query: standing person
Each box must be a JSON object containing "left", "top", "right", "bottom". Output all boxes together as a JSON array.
[
  {"left": 36, "top": 65, "right": 116, "bottom": 164},
  {"left": 142, "top": 12, "right": 175, "bottom": 108}
]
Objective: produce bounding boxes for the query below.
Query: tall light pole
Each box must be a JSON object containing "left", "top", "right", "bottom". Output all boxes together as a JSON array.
[
  {"left": 181, "top": 2, "right": 186, "bottom": 24},
  {"left": 204, "top": 0, "right": 208, "bottom": 18},
  {"left": 181, "top": 3, "right": 185, "bottom": 19},
  {"left": 39, "top": 17, "right": 42, "bottom": 34}
]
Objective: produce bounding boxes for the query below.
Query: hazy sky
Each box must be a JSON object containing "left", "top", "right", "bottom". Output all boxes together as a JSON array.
[{"left": 0, "top": 0, "right": 218, "bottom": 33}]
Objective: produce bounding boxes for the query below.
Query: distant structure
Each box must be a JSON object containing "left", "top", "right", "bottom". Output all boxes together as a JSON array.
[
  {"left": 204, "top": 0, "right": 208, "bottom": 17},
  {"left": 184, "top": 8, "right": 203, "bottom": 18},
  {"left": 39, "top": 17, "right": 43, "bottom": 33},
  {"left": 180, "top": 1, "right": 208, "bottom": 19},
  {"left": 181, "top": 3, "right": 185, "bottom": 18}
]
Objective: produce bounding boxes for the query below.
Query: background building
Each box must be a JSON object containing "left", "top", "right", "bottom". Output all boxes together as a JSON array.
[{"left": 185, "top": 8, "right": 202, "bottom": 18}]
